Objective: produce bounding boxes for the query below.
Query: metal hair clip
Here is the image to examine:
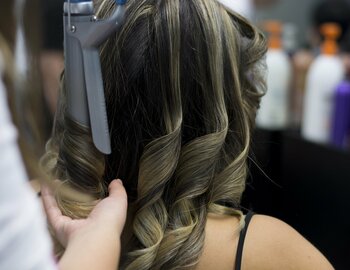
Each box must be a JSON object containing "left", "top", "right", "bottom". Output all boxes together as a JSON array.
[{"left": 64, "top": 0, "right": 127, "bottom": 154}]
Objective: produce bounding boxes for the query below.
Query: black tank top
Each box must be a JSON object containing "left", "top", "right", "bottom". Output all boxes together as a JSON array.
[{"left": 234, "top": 212, "right": 255, "bottom": 270}]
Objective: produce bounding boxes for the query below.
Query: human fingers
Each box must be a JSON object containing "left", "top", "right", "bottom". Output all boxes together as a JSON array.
[
  {"left": 107, "top": 180, "right": 128, "bottom": 233},
  {"left": 42, "top": 184, "right": 62, "bottom": 223},
  {"left": 108, "top": 179, "right": 127, "bottom": 203},
  {"left": 42, "top": 184, "right": 72, "bottom": 244},
  {"left": 90, "top": 179, "right": 127, "bottom": 234}
]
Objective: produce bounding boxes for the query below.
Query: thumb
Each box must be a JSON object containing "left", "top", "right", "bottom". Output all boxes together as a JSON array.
[
  {"left": 106, "top": 179, "right": 128, "bottom": 234},
  {"left": 108, "top": 179, "right": 127, "bottom": 202},
  {"left": 90, "top": 179, "right": 128, "bottom": 230},
  {"left": 108, "top": 180, "right": 128, "bottom": 211}
]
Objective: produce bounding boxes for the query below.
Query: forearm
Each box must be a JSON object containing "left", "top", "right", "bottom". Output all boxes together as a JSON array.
[{"left": 59, "top": 225, "right": 121, "bottom": 270}]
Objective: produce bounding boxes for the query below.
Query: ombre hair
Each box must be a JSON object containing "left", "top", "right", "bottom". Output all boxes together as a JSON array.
[{"left": 42, "top": 0, "right": 267, "bottom": 268}]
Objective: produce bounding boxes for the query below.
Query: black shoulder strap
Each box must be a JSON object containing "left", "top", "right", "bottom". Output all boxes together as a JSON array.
[{"left": 234, "top": 211, "right": 255, "bottom": 270}]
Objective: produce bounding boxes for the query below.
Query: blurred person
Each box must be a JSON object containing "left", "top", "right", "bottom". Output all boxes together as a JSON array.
[
  {"left": 43, "top": 0, "right": 334, "bottom": 269},
  {"left": 0, "top": 1, "right": 127, "bottom": 269}
]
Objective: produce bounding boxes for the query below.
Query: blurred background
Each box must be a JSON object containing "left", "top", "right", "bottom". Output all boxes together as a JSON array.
[
  {"left": 38, "top": 0, "right": 350, "bottom": 269},
  {"left": 245, "top": 1, "right": 350, "bottom": 270},
  {"left": 256, "top": 0, "right": 328, "bottom": 45}
]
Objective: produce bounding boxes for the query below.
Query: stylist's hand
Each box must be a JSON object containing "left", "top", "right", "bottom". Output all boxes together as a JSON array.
[{"left": 42, "top": 179, "right": 127, "bottom": 270}]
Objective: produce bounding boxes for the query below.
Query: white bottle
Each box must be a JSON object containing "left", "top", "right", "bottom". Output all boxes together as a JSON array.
[
  {"left": 301, "top": 23, "right": 345, "bottom": 143},
  {"left": 256, "top": 21, "right": 292, "bottom": 129}
]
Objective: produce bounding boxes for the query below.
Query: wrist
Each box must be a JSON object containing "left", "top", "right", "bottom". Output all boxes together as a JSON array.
[
  {"left": 68, "top": 220, "right": 120, "bottom": 247},
  {"left": 60, "top": 223, "right": 121, "bottom": 270}
]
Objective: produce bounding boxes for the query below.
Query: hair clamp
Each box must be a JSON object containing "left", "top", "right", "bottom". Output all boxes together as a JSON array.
[{"left": 64, "top": 0, "right": 127, "bottom": 154}]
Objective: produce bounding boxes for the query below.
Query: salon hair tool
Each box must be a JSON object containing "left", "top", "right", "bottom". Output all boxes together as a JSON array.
[{"left": 64, "top": 0, "right": 126, "bottom": 154}]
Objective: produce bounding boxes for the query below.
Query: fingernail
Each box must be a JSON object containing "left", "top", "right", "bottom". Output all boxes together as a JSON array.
[{"left": 116, "top": 179, "right": 123, "bottom": 185}]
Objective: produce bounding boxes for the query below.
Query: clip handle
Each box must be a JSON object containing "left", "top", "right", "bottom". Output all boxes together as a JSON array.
[
  {"left": 64, "top": 2, "right": 126, "bottom": 155},
  {"left": 82, "top": 49, "right": 111, "bottom": 154}
]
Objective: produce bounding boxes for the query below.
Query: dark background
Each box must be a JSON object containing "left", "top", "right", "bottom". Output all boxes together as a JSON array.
[{"left": 243, "top": 129, "right": 350, "bottom": 270}]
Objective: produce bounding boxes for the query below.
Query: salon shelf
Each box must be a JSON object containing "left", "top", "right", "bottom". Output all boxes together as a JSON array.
[{"left": 243, "top": 129, "right": 350, "bottom": 270}]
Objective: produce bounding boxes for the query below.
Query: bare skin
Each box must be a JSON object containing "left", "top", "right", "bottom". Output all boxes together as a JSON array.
[
  {"left": 42, "top": 179, "right": 127, "bottom": 270},
  {"left": 42, "top": 180, "right": 333, "bottom": 270},
  {"left": 197, "top": 214, "right": 334, "bottom": 270}
]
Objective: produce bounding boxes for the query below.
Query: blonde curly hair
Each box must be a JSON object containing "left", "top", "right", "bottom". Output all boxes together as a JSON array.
[{"left": 42, "top": 0, "right": 267, "bottom": 269}]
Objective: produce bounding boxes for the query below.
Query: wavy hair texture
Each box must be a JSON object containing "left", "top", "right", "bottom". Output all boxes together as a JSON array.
[{"left": 42, "top": 0, "right": 267, "bottom": 268}]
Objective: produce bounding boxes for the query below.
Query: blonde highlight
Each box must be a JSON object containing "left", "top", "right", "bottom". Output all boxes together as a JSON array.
[{"left": 42, "top": 0, "right": 267, "bottom": 269}]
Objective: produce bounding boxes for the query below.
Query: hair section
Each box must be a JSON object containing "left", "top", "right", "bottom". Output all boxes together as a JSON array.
[{"left": 43, "top": 0, "right": 267, "bottom": 268}]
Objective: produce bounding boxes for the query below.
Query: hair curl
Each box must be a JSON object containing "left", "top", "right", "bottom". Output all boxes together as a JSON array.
[{"left": 43, "top": 0, "right": 267, "bottom": 268}]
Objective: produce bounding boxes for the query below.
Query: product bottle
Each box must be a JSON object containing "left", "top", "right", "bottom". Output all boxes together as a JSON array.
[
  {"left": 301, "top": 23, "right": 345, "bottom": 143},
  {"left": 256, "top": 21, "right": 292, "bottom": 130},
  {"left": 331, "top": 80, "right": 350, "bottom": 148},
  {"left": 290, "top": 49, "right": 314, "bottom": 128}
]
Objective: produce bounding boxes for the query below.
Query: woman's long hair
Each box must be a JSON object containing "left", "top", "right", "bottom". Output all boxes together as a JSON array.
[{"left": 42, "top": 0, "right": 267, "bottom": 268}]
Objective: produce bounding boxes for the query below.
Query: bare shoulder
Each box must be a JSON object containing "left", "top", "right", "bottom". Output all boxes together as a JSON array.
[
  {"left": 243, "top": 215, "right": 334, "bottom": 270},
  {"left": 197, "top": 214, "right": 334, "bottom": 270},
  {"left": 196, "top": 214, "right": 241, "bottom": 270}
]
